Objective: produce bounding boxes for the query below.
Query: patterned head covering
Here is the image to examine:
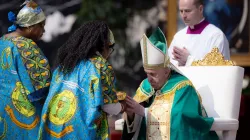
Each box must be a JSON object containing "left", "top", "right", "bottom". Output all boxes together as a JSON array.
[
  {"left": 8, "top": 0, "right": 46, "bottom": 32},
  {"left": 108, "top": 29, "right": 115, "bottom": 46}
]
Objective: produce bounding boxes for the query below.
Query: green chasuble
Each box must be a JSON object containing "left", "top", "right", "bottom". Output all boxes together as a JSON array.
[{"left": 122, "top": 71, "right": 218, "bottom": 140}]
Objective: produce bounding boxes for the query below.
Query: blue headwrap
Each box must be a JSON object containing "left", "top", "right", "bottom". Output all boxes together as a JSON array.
[
  {"left": 8, "top": 11, "right": 17, "bottom": 32},
  {"left": 7, "top": 0, "right": 46, "bottom": 32}
]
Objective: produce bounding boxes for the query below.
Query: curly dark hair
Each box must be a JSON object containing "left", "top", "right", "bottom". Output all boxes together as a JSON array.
[{"left": 55, "top": 20, "right": 110, "bottom": 74}]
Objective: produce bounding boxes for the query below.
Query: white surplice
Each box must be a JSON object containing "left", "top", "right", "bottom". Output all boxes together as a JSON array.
[{"left": 168, "top": 19, "right": 230, "bottom": 66}]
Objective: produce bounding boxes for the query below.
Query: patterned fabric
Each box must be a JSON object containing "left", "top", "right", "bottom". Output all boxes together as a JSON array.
[
  {"left": 13, "top": 36, "right": 50, "bottom": 90},
  {"left": 8, "top": 0, "right": 46, "bottom": 32},
  {"left": 0, "top": 35, "right": 51, "bottom": 139},
  {"left": 90, "top": 56, "right": 118, "bottom": 104},
  {"left": 38, "top": 55, "right": 118, "bottom": 140}
]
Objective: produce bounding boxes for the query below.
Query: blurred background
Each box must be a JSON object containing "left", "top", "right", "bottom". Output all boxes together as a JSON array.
[{"left": 0, "top": 0, "right": 250, "bottom": 139}]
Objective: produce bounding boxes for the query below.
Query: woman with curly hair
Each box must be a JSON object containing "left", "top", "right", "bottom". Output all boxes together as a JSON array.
[
  {"left": 38, "top": 21, "right": 127, "bottom": 140},
  {"left": 0, "top": 0, "right": 51, "bottom": 139}
]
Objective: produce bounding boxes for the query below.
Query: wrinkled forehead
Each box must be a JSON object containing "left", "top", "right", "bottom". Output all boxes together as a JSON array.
[
  {"left": 144, "top": 68, "right": 156, "bottom": 74},
  {"left": 144, "top": 68, "right": 165, "bottom": 74}
]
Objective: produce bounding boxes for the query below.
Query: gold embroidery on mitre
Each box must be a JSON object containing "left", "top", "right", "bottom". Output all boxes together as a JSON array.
[
  {"left": 143, "top": 35, "right": 148, "bottom": 67},
  {"left": 191, "top": 48, "right": 235, "bottom": 66},
  {"left": 147, "top": 80, "right": 193, "bottom": 140},
  {"left": 143, "top": 63, "right": 165, "bottom": 69},
  {"left": 142, "top": 35, "right": 169, "bottom": 69},
  {"left": 164, "top": 55, "right": 170, "bottom": 68}
]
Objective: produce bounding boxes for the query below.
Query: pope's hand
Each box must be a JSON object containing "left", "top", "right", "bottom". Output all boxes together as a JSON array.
[
  {"left": 172, "top": 46, "right": 190, "bottom": 66},
  {"left": 124, "top": 96, "right": 145, "bottom": 117}
]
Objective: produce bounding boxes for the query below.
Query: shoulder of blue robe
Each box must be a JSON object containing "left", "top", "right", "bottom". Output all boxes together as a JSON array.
[
  {"left": 0, "top": 36, "right": 50, "bottom": 139},
  {"left": 0, "top": 36, "right": 51, "bottom": 102},
  {"left": 170, "top": 82, "right": 219, "bottom": 140}
]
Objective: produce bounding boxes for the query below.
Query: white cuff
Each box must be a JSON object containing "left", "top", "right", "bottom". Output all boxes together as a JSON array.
[
  {"left": 101, "top": 103, "right": 121, "bottom": 115},
  {"left": 125, "top": 113, "right": 142, "bottom": 133},
  {"left": 185, "top": 55, "right": 195, "bottom": 66}
]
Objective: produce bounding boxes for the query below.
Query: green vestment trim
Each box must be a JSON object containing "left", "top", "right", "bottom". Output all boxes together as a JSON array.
[{"left": 122, "top": 71, "right": 218, "bottom": 140}]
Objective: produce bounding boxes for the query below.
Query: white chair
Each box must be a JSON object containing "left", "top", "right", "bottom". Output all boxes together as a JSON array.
[
  {"left": 115, "top": 66, "right": 244, "bottom": 140},
  {"left": 178, "top": 66, "right": 244, "bottom": 140}
]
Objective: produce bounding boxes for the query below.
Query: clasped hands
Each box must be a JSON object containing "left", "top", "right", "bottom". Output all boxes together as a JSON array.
[
  {"left": 120, "top": 96, "right": 145, "bottom": 117},
  {"left": 172, "top": 46, "right": 190, "bottom": 66}
]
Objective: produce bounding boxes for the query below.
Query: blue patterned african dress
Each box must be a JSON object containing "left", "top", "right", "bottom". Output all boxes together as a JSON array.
[
  {"left": 38, "top": 55, "right": 119, "bottom": 140},
  {"left": 0, "top": 36, "right": 51, "bottom": 139}
]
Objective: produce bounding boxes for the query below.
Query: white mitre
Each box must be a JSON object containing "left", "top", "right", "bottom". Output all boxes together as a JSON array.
[{"left": 140, "top": 27, "right": 181, "bottom": 73}]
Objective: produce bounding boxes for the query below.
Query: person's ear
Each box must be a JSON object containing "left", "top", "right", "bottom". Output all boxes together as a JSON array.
[
  {"left": 164, "top": 68, "right": 169, "bottom": 75},
  {"left": 166, "top": 68, "right": 171, "bottom": 76},
  {"left": 199, "top": 5, "right": 203, "bottom": 13}
]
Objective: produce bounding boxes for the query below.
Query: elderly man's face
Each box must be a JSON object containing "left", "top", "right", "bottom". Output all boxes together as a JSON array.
[
  {"left": 179, "top": 0, "right": 203, "bottom": 26},
  {"left": 144, "top": 68, "right": 171, "bottom": 90}
]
